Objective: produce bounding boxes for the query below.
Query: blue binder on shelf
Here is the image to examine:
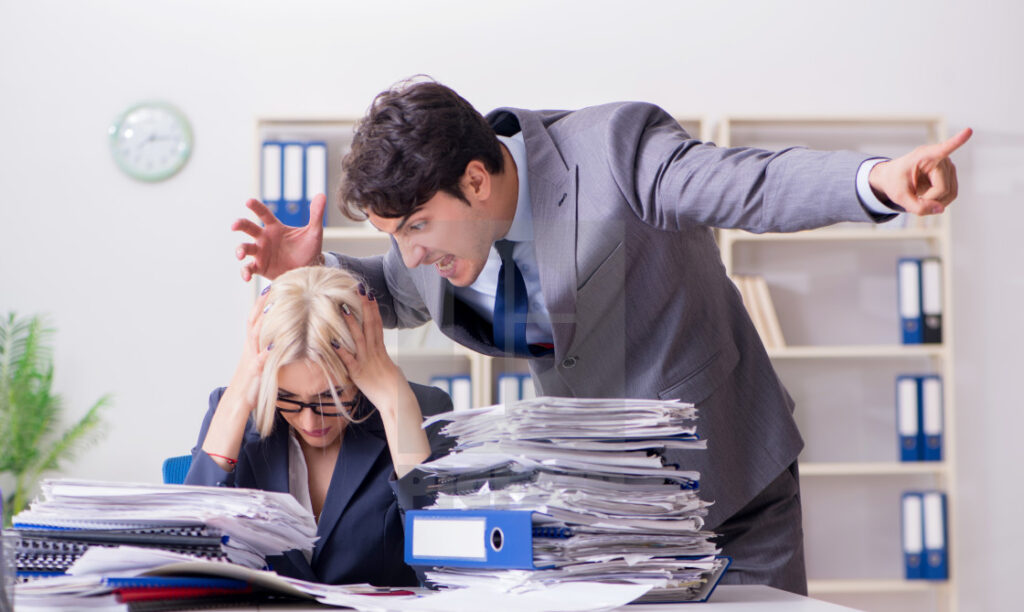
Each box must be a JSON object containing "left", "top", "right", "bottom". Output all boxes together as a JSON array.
[
  {"left": 901, "top": 492, "right": 925, "bottom": 579},
  {"left": 261, "top": 140, "right": 327, "bottom": 228},
  {"left": 920, "top": 375, "right": 944, "bottom": 462},
  {"left": 405, "top": 509, "right": 541, "bottom": 569},
  {"left": 920, "top": 257, "right": 943, "bottom": 344},
  {"left": 428, "top": 375, "right": 473, "bottom": 412},
  {"left": 496, "top": 372, "right": 534, "bottom": 404},
  {"left": 922, "top": 491, "right": 949, "bottom": 580},
  {"left": 897, "top": 258, "right": 923, "bottom": 344},
  {"left": 895, "top": 375, "right": 921, "bottom": 462}
]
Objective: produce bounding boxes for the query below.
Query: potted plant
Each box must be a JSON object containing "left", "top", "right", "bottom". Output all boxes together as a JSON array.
[{"left": 0, "top": 312, "right": 109, "bottom": 526}]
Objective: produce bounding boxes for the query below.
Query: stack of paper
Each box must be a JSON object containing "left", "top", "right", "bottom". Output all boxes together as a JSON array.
[
  {"left": 12, "top": 479, "right": 318, "bottom": 570},
  {"left": 414, "top": 397, "right": 727, "bottom": 603}
]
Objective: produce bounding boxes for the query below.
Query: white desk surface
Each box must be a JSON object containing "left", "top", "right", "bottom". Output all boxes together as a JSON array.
[
  {"left": 621, "top": 585, "right": 860, "bottom": 610},
  {"left": 230, "top": 585, "right": 861, "bottom": 611}
]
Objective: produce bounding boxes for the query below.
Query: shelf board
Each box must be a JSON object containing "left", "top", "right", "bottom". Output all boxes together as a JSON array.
[
  {"left": 384, "top": 345, "right": 474, "bottom": 359},
  {"left": 767, "top": 344, "right": 945, "bottom": 359},
  {"left": 808, "top": 578, "right": 947, "bottom": 595},
  {"left": 724, "top": 115, "right": 943, "bottom": 126},
  {"left": 721, "top": 227, "right": 942, "bottom": 243},
  {"left": 800, "top": 462, "right": 947, "bottom": 477}
]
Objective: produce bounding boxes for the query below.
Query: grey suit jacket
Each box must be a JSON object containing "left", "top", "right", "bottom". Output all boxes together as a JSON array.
[{"left": 336, "top": 102, "right": 892, "bottom": 529}]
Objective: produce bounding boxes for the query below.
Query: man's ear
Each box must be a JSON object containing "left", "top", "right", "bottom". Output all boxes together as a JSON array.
[{"left": 461, "top": 160, "right": 491, "bottom": 203}]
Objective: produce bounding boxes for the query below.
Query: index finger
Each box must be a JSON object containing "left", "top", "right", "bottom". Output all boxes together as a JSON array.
[{"left": 927, "top": 127, "right": 973, "bottom": 161}]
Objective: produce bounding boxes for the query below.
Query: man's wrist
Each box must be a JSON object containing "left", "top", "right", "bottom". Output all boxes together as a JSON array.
[{"left": 858, "top": 158, "right": 902, "bottom": 214}]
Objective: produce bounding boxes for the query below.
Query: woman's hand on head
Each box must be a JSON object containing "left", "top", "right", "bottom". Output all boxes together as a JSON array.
[
  {"left": 333, "top": 285, "right": 407, "bottom": 414},
  {"left": 228, "top": 289, "right": 273, "bottom": 410}
]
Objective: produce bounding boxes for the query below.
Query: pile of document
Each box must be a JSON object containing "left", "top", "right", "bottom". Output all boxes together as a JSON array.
[
  {"left": 12, "top": 478, "right": 317, "bottom": 572},
  {"left": 411, "top": 397, "right": 728, "bottom": 603}
]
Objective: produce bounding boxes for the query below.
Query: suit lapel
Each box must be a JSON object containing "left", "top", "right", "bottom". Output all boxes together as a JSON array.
[
  {"left": 516, "top": 111, "right": 579, "bottom": 357},
  {"left": 244, "top": 421, "right": 290, "bottom": 494},
  {"left": 311, "top": 415, "right": 387, "bottom": 563}
]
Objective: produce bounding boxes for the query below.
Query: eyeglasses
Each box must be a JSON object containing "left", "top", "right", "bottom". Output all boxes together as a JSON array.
[{"left": 275, "top": 392, "right": 361, "bottom": 417}]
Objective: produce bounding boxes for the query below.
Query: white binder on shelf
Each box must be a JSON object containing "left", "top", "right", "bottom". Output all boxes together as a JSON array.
[
  {"left": 920, "top": 375, "right": 944, "bottom": 462},
  {"left": 260, "top": 142, "right": 283, "bottom": 216},
  {"left": 901, "top": 492, "right": 925, "bottom": 580},
  {"left": 922, "top": 491, "right": 949, "bottom": 580},
  {"left": 896, "top": 376, "right": 921, "bottom": 462},
  {"left": 898, "top": 258, "right": 923, "bottom": 344},
  {"left": 920, "top": 257, "right": 943, "bottom": 343}
]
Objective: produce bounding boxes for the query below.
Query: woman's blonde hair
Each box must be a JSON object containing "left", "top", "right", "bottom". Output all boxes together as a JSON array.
[{"left": 253, "top": 266, "right": 367, "bottom": 437}]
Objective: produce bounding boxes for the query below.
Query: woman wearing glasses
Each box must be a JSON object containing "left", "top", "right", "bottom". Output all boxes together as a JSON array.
[{"left": 184, "top": 266, "right": 453, "bottom": 586}]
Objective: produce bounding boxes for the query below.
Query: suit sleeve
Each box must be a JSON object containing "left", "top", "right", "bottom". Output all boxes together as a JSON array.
[
  {"left": 329, "top": 244, "right": 432, "bottom": 329},
  {"left": 183, "top": 387, "right": 247, "bottom": 488},
  {"left": 388, "top": 384, "right": 456, "bottom": 511},
  {"left": 602, "top": 102, "right": 896, "bottom": 233}
]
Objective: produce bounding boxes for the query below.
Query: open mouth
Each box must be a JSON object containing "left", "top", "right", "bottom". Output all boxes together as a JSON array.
[{"left": 436, "top": 255, "right": 456, "bottom": 277}]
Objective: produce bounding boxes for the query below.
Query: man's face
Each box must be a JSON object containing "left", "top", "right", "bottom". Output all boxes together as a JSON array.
[{"left": 367, "top": 190, "right": 502, "bottom": 287}]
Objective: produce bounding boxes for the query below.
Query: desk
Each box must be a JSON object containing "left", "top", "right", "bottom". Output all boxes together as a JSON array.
[
  {"left": 622, "top": 585, "right": 860, "bottom": 611},
  {"left": 211, "top": 585, "right": 862, "bottom": 611}
]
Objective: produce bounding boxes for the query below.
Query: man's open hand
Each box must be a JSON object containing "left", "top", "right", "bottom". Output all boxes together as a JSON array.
[{"left": 231, "top": 194, "right": 327, "bottom": 281}]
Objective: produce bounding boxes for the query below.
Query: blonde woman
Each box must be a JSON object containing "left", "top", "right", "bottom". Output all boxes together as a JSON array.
[{"left": 185, "top": 266, "right": 452, "bottom": 586}]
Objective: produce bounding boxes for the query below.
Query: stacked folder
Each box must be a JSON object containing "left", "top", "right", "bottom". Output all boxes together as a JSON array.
[
  {"left": 12, "top": 479, "right": 318, "bottom": 577},
  {"left": 407, "top": 397, "right": 729, "bottom": 603}
]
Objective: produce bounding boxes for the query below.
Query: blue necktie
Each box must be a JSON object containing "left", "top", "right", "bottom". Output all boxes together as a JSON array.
[
  {"left": 493, "top": 240, "right": 555, "bottom": 358},
  {"left": 493, "top": 240, "right": 531, "bottom": 357}
]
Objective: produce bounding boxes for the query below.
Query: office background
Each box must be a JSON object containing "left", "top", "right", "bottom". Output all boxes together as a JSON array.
[{"left": 0, "top": 1, "right": 1020, "bottom": 609}]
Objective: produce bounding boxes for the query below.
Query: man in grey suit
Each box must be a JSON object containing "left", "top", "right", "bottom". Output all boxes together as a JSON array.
[{"left": 233, "top": 80, "right": 969, "bottom": 594}]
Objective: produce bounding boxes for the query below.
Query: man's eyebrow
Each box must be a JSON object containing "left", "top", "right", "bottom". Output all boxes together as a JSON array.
[{"left": 394, "top": 213, "right": 413, "bottom": 233}]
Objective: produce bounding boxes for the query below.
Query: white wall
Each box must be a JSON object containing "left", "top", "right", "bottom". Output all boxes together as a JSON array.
[{"left": 1, "top": 1, "right": 1020, "bottom": 609}]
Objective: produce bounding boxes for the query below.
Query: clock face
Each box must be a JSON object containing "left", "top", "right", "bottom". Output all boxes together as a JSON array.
[{"left": 109, "top": 102, "right": 193, "bottom": 182}]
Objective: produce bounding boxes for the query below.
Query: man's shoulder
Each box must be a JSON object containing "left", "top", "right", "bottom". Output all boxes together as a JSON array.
[{"left": 487, "top": 101, "right": 671, "bottom": 132}]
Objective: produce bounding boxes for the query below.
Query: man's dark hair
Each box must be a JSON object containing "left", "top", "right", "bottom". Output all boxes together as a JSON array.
[{"left": 339, "top": 78, "right": 504, "bottom": 220}]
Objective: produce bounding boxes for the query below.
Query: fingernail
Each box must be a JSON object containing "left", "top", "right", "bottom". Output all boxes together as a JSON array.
[
  {"left": 341, "top": 303, "right": 352, "bottom": 316},
  {"left": 267, "top": 342, "right": 274, "bottom": 351},
  {"left": 368, "top": 293, "right": 376, "bottom": 302},
  {"left": 330, "top": 339, "right": 341, "bottom": 349},
  {"left": 261, "top": 284, "right": 271, "bottom": 296},
  {"left": 357, "top": 283, "right": 366, "bottom": 296},
  {"left": 263, "top": 303, "right": 272, "bottom": 314}
]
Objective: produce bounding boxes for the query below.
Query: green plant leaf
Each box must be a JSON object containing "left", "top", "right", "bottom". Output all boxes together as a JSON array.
[{"left": 0, "top": 312, "right": 109, "bottom": 524}]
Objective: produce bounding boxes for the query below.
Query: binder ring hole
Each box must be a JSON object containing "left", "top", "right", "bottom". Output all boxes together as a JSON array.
[{"left": 490, "top": 527, "right": 504, "bottom": 552}]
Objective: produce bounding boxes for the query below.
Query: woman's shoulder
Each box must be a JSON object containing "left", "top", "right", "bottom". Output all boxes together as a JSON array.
[{"left": 407, "top": 382, "right": 454, "bottom": 418}]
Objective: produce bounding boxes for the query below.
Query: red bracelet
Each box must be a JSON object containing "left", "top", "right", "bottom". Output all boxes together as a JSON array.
[{"left": 207, "top": 452, "right": 237, "bottom": 465}]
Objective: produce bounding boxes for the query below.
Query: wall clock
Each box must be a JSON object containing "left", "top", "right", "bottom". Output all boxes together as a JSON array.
[{"left": 109, "top": 101, "right": 193, "bottom": 182}]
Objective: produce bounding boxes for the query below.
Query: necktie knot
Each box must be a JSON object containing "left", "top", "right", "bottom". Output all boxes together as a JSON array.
[{"left": 494, "top": 239, "right": 515, "bottom": 261}]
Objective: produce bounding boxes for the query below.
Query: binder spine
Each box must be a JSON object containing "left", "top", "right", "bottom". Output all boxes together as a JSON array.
[
  {"left": 923, "top": 491, "right": 949, "bottom": 580},
  {"left": 406, "top": 509, "right": 538, "bottom": 569},
  {"left": 901, "top": 492, "right": 924, "bottom": 580},
  {"left": 920, "top": 257, "right": 943, "bottom": 344},
  {"left": 896, "top": 376, "right": 922, "bottom": 462},
  {"left": 898, "top": 258, "right": 923, "bottom": 344},
  {"left": 920, "top": 376, "right": 944, "bottom": 462}
]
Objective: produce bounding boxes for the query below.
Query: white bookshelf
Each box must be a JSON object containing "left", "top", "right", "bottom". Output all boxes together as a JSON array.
[{"left": 719, "top": 116, "right": 957, "bottom": 612}]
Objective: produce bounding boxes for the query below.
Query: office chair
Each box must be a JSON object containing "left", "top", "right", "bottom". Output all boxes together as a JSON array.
[{"left": 161, "top": 454, "right": 192, "bottom": 484}]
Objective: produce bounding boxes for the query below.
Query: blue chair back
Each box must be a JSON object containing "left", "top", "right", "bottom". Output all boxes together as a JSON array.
[{"left": 162, "top": 455, "right": 193, "bottom": 484}]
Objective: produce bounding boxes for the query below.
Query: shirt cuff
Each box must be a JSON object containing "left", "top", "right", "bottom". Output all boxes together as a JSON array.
[
  {"left": 857, "top": 158, "right": 901, "bottom": 216},
  {"left": 322, "top": 252, "right": 340, "bottom": 268}
]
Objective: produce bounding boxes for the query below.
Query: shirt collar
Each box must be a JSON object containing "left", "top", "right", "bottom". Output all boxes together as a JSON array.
[{"left": 496, "top": 132, "right": 533, "bottom": 243}]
